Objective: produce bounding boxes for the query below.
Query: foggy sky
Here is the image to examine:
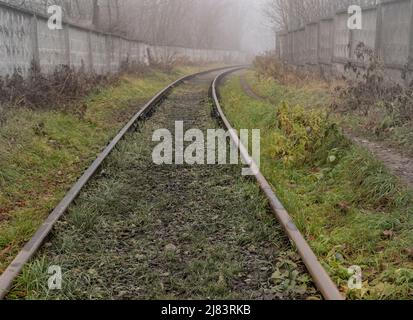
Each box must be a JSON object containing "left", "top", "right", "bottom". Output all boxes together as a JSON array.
[{"left": 240, "top": 0, "right": 274, "bottom": 53}]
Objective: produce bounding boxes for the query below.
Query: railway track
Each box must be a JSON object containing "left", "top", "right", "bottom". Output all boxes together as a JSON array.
[{"left": 0, "top": 67, "right": 343, "bottom": 300}]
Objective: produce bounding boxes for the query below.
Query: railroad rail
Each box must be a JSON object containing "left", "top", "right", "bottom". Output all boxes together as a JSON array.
[
  {"left": 0, "top": 66, "right": 344, "bottom": 300},
  {"left": 211, "top": 68, "right": 344, "bottom": 300}
]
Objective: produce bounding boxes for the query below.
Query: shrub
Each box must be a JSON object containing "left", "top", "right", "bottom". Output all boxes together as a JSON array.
[
  {"left": 333, "top": 42, "right": 413, "bottom": 129},
  {"left": 253, "top": 52, "right": 320, "bottom": 86},
  {"left": 272, "top": 102, "right": 346, "bottom": 166},
  {"left": 0, "top": 59, "right": 153, "bottom": 116}
]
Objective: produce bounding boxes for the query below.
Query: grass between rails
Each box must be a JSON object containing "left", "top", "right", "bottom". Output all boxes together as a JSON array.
[
  {"left": 0, "top": 66, "right": 213, "bottom": 273},
  {"left": 220, "top": 72, "right": 413, "bottom": 300},
  {"left": 8, "top": 78, "right": 315, "bottom": 300}
]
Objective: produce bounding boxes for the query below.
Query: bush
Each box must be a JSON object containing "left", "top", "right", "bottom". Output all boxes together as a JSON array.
[
  {"left": 253, "top": 52, "right": 319, "bottom": 86},
  {"left": 0, "top": 62, "right": 115, "bottom": 112},
  {"left": 333, "top": 42, "right": 413, "bottom": 129},
  {"left": 271, "top": 102, "right": 346, "bottom": 166},
  {"left": 0, "top": 59, "right": 153, "bottom": 116}
]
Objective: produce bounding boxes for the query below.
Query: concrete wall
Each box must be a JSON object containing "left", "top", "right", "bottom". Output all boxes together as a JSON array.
[
  {"left": 381, "top": 0, "right": 411, "bottom": 66},
  {"left": 0, "top": 7, "right": 34, "bottom": 75},
  {"left": 0, "top": 1, "right": 248, "bottom": 77},
  {"left": 319, "top": 19, "right": 333, "bottom": 65},
  {"left": 276, "top": 0, "right": 413, "bottom": 81},
  {"left": 306, "top": 23, "right": 318, "bottom": 65}
]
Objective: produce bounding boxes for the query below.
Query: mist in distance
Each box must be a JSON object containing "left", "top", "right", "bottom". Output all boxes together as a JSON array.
[{"left": 2, "top": 0, "right": 274, "bottom": 54}]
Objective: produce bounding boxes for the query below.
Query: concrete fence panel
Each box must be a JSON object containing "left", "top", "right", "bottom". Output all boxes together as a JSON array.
[
  {"left": 278, "top": 33, "right": 288, "bottom": 61},
  {"left": 0, "top": 6, "right": 33, "bottom": 75},
  {"left": 119, "top": 39, "right": 130, "bottom": 65},
  {"left": 351, "top": 8, "right": 377, "bottom": 59},
  {"left": 306, "top": 23, "right": 319, "bottom": 64},
  {"left": 90, "top": 32, "right": 107, "bottom": 74},
  {"left": 276, "top": 0, "right": 413, "bottom": 80},
  {"left": 68, "top": 26, "right": 89, "bottom": 70},
  {"left": 297, "top": 29, "right": 306, "bottom": 65},
  {"left": 319, "top": 19, "right": 333, "bottom": 64},
  {"left": 108, "top": 37, "right": 121, "bottom": 73},
  {"left": 334, "top": 12, "right": 350, "bottom": 60},
  {"left": 381, "top": 0, "right": 411, "bottom": 66},
  {"left": 37, "top": 18, "right": 67, "bottom": 73},
  {"left": 0, "top": 1, "right": 247, "bottom": 78}
]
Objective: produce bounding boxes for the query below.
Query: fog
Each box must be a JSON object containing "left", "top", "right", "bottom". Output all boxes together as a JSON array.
[
  {"left": 239, "top": 0, "right": 275, "bottom": 53},
  {"left": 2, "top": 0, "right": 274, "bottom": 54}
]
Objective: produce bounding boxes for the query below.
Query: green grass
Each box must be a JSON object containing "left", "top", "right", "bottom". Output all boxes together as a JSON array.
[
  {"left": 220, "top": 72, "right": 413, "bottom": 300},
  {"left": 335, "top": 111, "right": 413, "bottom": 157},
  {"left": 0, "top": 66, "right": 209, "bottom": 273},
  {"left": 8, "top": 80, "right": 315, "bottom": 300},
  {"left": 244, "top": 71, "right": 331, "bottom": 109}
]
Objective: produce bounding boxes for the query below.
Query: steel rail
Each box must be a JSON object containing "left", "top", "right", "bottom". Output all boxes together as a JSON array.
[
  {"left": 0, "top": 65, "right": 242, "bottom": 300},
  {"left": 211, "top": 68, "right": 345, "bottom": 301}
]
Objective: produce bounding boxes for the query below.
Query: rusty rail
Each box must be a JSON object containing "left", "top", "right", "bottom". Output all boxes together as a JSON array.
[
  {"left": 0, "top": 66, "right": 241, "bottom": 300},
  {"left": 210, "top": 67, "right": 345, "bottom": 301},
  {"left": 0, "top": 65, "right": 344, "bottom": 300}
]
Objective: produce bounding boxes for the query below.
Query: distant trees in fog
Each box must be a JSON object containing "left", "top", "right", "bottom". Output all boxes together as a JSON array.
[
  {"left": 3, "top": 0, "right": 246, "bottom": 51},
  {"left": 115, "top": 0, "right": 245, "bottom": 51},
  {"left": 264, "top": 0, "right": 380, "bottom": 31}
]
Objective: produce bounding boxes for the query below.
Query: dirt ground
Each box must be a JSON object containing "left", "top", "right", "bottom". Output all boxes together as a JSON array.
[{"left": 350, "top": 136, "right": 413, "bottom": 190}]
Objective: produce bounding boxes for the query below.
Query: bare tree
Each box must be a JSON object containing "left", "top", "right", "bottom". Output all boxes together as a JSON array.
[
  {"left": 4, "top": 0, "right": 247, "bottom": 51},
  {"left": 117, "top": 0, "right": 246, "bottom": 50},
  {"left": 264, "top": 0, "right": 380, "bottom": 31}
]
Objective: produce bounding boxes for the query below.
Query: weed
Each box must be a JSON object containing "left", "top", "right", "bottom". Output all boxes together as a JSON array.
[
  {"left": 9, "top": 78, "right": 315, "bottom": 300},
  {"left": 253, "top": 52, "right": 322, "bottom": 87},
  {"left": 220, "top": 74, "right": 413, "bottom": 299},
  {"left": 331, "top": 42, "right": 413, "bottom": 155}
]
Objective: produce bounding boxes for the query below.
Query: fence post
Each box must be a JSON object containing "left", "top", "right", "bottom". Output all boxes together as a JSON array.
[
  {"left": 375, "top": 2, "right": 383, "bottom": 59},
  {"left": 348, "top": 27, "right": 354, "bottom": 60},
  {"left": 331, "top": 15, "right": 336, "bottom": 63},
  {"left": 31, "top": 14, "right": 40, "bottom": 69},
  {"left": 118, "top": 38, "right": 122, "bottom": 70},
  {"left": 105, "top": 35, "right": 112, "bottom": 73},
  {"left": 315, "top": 23, "right": 320, "bottom": 65},
  {"left": 317, "top": 22, "right": 321, "bottom": 64},
  {"left": 87, "top": 31, "right": 93, "bottom": 73},
  {"left": 288, "top": 31, "right": 293, "bottom": 63},
  {"left": 408, "top": 0, "right": 413, "bottom": 69},
  {"left": 64, "top": 24, "right": 71, "bottom": 66}
]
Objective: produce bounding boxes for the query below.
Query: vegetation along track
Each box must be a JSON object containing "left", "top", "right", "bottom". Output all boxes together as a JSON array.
[{"left": 0, "top": 67, "right": 342, "bottom": 300}]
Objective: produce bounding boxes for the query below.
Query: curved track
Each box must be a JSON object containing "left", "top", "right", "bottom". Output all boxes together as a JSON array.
[
  {"left": 0, "top": 67, "right": 343, "bottom": 300},
  {"left": 212, "top": 68, "right": 343, "bottom": 300}
]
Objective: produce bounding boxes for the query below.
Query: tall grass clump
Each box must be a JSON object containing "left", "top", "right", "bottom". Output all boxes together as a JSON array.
[{"left": 220, "top": 75, "right": 413, "bottom": 299}]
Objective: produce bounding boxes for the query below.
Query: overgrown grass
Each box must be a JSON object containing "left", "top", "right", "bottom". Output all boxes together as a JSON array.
[
  {"left": 8, "top": 80, "right": 314, "bottom": 300},
  {"left": 245, "top": 71, "right": 331, "bottom": 109},
  {"left": 220, "top": 73, "right": 413, "bottom": 300},
  {"left": 0, "top": 66, "right": 209, "bottom": 272}
]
